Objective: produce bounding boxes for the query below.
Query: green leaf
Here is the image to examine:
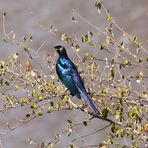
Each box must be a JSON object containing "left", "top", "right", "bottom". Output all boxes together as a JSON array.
[
  {"left": 47, "top": 107, "right": 52, "bottom": 113},
  {"left": 106, "top": 15, "right": 112, "bottom": 21},
  {"left": 15, "top": 84, "right": 19, "bottom": 91},
  {"left": 89, "top": 64, "right": 94, "bottom": 74},
  {"left": 98, "top": 32, "right": 101, "bottom": 38},
  {"left": 69, "top": 144, "right": 73, "bottom": 148},
  {"left": 48, "top": 143, "right": 54, "bottom": 148},
  {"left": 19, "top": 98, "right": 29, "bottom": 106},
  {"left": 56, "top": 102, "right": 60, "bottom": 111},
  {"left": 133, "top": 36, "right": 138, "bottom": 42},
  {"left": 95, "top": 1, "right": 102, "bottom": 13},
  {"left": 107, "top": 37, "right": 112, "bottom": 44},
  {"left": 111, "top": 123, "right": 117, "bottom": 133},
  {"left": 100, "top": 42, "right": 106, "bottom": 50},
  {"left": 38, "top": 96, "right": 43, "bottom": 101},
  {"left": 126, "top": 121, "right": 132, "bottom": 127},
  {"left": 23, "top": 44, "right": 29, "bottom": 51},
  {"left": 109, "top": 67, "right": 115, "bottom": 80},
  {"left": 137, "top": 42, "right": 142, "bottom": 49},
  {"left": 82, "top": 34, "right": 88, "bottom": 42},
  {"left": 38, "top": 110, "right": 43, "bottom": 116},
  {"left": 30, "top": 103, "right": 38, "bottom": 109},
  {"left": 138, "top": 58, "right": 142, "bottom": 63},
  {"left": 3, "top": 35, "right": 10, "bottom": 43}
]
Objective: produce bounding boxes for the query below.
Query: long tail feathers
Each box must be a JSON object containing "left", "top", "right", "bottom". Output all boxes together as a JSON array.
[
  {"left": 78, "top": 88, "right": 100, "bottom": 115},
  {"left": 72, "top": 70, "right": 100, "bottom": 115}
]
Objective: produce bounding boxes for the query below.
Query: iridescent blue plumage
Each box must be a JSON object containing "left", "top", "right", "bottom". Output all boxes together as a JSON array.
[{"left": 55, "top": 45, "right": 99, "bottom": 115}]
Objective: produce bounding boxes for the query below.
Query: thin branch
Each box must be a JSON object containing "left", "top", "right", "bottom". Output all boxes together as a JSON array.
[{"left": 72, "top": 122, "right": 112, "bottom": 142}]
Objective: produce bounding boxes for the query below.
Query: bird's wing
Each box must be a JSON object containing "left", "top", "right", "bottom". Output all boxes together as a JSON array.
[
  {"left": 70, "top": 69, "right": 99, "bottom": 114},
  {"left": 70, "top": 69, "right": 84, "bottom": 89}
]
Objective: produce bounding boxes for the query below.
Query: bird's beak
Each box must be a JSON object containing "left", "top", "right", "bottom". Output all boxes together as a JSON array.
[{"left": 54, "top": 47, "right": 60, "bottom": 55}]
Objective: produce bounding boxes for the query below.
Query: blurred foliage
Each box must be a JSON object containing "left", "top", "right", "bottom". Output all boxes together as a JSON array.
[{"left": 0, "top": 1, "right": 148, "bottom": 148}]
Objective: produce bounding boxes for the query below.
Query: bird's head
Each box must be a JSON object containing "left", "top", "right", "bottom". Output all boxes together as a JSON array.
[{"left": 54, "top": 45, "right": 67, "bottom": 56}]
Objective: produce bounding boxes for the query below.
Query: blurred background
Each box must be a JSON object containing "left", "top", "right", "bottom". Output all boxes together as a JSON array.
[{"left": 0, "top": 0, "right": 147, "bottom": 147}]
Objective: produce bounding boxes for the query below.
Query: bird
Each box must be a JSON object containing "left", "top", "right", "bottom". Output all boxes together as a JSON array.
[{"left": 54, "top": 45, "right": 99, "bottom": 115}]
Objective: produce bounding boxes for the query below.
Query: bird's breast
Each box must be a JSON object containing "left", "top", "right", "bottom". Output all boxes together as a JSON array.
[{"left": 56, "top": 57, "right": 80, "bottom": 97}]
